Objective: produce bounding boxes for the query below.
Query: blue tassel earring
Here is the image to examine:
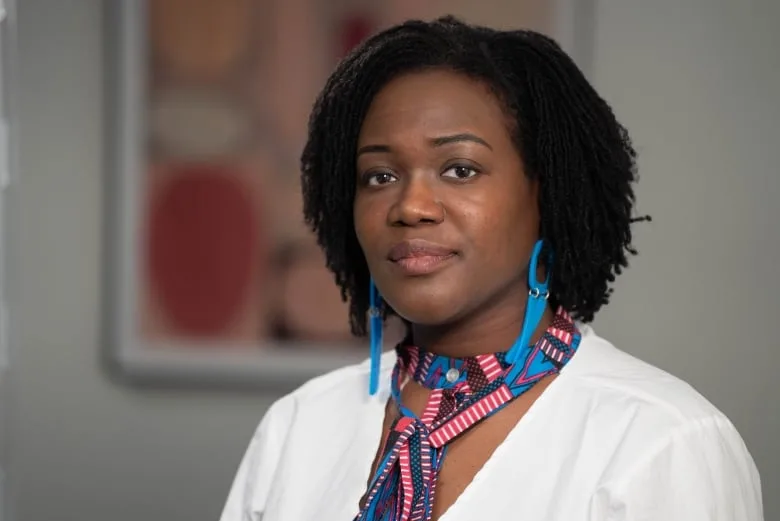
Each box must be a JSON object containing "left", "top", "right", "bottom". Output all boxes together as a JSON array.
[
  {"left": 506, "top": 239, "right": 552, "bottom": 365},
  {"left": 368, "top": 278, "right": 383, "bottom": 395}
]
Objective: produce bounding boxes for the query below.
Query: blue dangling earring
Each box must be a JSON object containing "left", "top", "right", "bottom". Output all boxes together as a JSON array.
[
  {"left": 505, "top": 239, "right": 553, "bottom": 365},
  {"left": 368, "top": 278, "right": 383, "bottom": 395}
]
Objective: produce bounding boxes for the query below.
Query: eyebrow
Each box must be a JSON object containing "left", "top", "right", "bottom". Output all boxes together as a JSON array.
[
  {"left": 430, "top": 133, "right": 492, "bottom": 150},
  {"left": 356, "top": 133, "right": 493, "bottom": 157}
]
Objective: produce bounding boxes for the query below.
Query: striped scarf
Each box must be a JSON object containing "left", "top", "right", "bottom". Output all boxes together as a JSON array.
[{"left": 355, "top": 307, "right": 580, "bottom": 521}]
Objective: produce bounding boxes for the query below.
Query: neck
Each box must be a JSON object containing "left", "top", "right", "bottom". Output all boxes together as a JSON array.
[{"left": 410, "top": 298, "right": 554, "bottom": 359}]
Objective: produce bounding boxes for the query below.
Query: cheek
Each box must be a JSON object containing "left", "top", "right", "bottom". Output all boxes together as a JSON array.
[
  {"left": 468, "top": 188, "right": 539, "bottom": 269},
  {"left": 353, "top": 197, "right": 383, "bottom": 259}
]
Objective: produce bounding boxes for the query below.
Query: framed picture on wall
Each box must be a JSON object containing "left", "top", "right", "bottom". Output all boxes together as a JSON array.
[{"left": 103, "top": 0, "right": 595, "bottom": 390}]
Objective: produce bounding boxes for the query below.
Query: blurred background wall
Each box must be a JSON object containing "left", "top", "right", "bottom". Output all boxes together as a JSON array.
[{"left": 7, "top": 0, "right": 779, "bottom": 520}]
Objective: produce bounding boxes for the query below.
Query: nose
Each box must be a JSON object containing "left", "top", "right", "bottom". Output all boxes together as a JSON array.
[{"left": 388, "top": 175, "right": 445, "bottom": 226}]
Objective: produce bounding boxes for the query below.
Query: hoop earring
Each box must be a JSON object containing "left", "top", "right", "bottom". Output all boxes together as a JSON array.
[
  {"left": 506, "top": 239, "right": 553, "bottom": 364},
  {"left": 368, "top": 278, "right": 383, "bottom": 395}
]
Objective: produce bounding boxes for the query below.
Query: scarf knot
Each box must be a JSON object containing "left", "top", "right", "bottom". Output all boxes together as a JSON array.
[{"left": 355, "top": 307, "right": 580, "bottom": 521}]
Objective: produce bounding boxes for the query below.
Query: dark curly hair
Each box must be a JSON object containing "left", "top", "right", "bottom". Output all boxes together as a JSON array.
[{"left": 301, "top": 15, "right": 648, "bottom": 336}]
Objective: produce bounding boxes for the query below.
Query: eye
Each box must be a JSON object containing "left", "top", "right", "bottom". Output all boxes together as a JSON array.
[
  {"left": 364, "top": 171, "right": 398, "bottom": 186},
  {"left": 442, "top": 164, "right": 479, "bottom": 180}
]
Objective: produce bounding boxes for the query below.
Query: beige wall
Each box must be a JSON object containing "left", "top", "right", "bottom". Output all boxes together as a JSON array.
[{"left": 8, "top": 0, "right": 779, "bottom": 520}]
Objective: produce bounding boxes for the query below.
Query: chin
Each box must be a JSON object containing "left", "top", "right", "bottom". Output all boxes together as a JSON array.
[
  {"left": 373, "top": 264, "right": 470, "bottom": 325},
  {"left": 382, "top": 288, "right": 465, "bottom": 328},
  {"left": 391, "top": 307, "right": 459, "bottom": 328}
]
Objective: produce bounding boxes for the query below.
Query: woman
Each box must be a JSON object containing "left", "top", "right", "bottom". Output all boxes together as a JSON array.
[{"left": 220, "top": 17, "right": 762, "bottom": 521}]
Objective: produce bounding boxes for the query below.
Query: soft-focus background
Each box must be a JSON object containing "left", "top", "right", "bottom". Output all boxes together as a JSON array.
[{"left": 4, "top": 0, "right": 780, "bottom": 520}]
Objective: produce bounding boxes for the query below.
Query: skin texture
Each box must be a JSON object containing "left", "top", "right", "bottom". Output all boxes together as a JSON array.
[
  {"left": 354, "top": 68, "right": 552, "bottom": 358},
  {"left": 354, "top": 69, "right": 556, "bottom": 519}
]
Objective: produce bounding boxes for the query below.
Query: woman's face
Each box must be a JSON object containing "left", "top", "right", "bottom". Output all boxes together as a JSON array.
[{"left": 354, "top": 69, "right": 540, "bottom": 328}]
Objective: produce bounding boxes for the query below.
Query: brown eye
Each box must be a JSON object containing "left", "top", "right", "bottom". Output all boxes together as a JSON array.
[
  {"left": 442, "top": 165, "right": 478, "bottom": 180},
  {"left": 366, "top": 172, "right": 398, "bottom": 186}
]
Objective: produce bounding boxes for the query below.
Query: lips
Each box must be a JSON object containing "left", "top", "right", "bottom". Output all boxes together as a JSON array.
[{"left": 386, "top": 239, "right": 457, "bottom": 276}]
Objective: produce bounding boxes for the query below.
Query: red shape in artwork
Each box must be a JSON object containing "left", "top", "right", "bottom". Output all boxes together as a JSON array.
[
  {"left": 340, "top": 14, "right": 375, "bottom": 56},
  {"left": 147, "top": 165, "right": 259, "bottom": 338}
]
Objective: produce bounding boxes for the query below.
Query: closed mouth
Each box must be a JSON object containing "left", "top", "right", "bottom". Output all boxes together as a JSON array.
[{"left": 387, "top": 239, "right": 457, "bottom": 262}]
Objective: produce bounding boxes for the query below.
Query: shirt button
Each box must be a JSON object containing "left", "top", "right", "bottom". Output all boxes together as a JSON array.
[{"left": 445, "top": 368, "right": 460, "bottom": 383}]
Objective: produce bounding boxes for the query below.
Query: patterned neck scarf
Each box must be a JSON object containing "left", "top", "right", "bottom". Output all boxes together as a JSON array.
[{"left": 355, "top": 307, "right": 581, "bottom": 521}]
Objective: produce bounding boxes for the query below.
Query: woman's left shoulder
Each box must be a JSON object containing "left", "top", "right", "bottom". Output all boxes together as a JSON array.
[
  {"left": 566, "top": 327, "right": 764, "bottom": 519},
  {"left": 566, "top": 325, "right": 729, "bottom": 425}
]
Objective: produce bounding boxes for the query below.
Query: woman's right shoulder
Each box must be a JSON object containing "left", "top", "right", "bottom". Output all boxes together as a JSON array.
[
  {"left": 262, "top": 350, "right": 396, "bottom": 425},
  {"left": 219, "top": 352, "right": 394, "bottom": 521}
]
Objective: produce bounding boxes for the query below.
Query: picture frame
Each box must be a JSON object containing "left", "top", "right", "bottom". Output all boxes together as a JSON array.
[{"left": 102, "top": 0, "right": 595, "bottom": 391}]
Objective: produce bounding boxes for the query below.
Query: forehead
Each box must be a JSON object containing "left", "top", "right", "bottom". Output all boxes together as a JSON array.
[{"left": 358, "top": 69, "right": 511, "bottom": 144}]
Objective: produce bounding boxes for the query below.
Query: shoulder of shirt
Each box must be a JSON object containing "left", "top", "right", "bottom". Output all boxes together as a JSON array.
[
  {"left": 265, "top": 328, "right": 733, "bottom": 432},
  {"left": 567, "top": 324, "right": 730, "bottom": 425},
  {"left": 261, "top": 350, "right": 396, "bottom": 416},
  {"left": 571, "top": 329, "right": 762, "bottom": 506}
]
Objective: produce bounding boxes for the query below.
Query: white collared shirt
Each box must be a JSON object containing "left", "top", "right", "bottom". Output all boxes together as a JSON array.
[{"left": 219, "top": 325, "right": 763, "bottom": 521}]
